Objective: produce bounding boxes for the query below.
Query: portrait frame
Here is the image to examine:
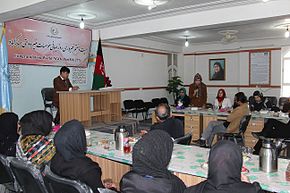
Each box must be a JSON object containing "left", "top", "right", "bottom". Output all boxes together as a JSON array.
[{"left": 209, "top": 58, "right": 226, "bottom": 81}]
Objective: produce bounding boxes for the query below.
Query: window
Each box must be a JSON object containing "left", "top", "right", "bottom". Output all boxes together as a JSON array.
[{"left": 282, "top": 56, "right": 290, "bottom": 97}]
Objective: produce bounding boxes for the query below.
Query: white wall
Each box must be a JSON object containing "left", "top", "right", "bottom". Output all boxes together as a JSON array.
[
  {"left": 102, "top": 46, "right": 170, "bottom": 103},
  {"left": 11, "top": 65, "right": 93, "bottom": 117},
  {"left": 182, "top": 38, "right": 287, "bottom": 104}
]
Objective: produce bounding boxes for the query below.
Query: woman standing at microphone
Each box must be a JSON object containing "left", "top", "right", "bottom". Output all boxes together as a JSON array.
[{"left": 189, "top": 73, "right": 207, "bottom": 107}]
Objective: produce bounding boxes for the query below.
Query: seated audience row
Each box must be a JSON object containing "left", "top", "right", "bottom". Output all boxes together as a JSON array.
[
  {"left": 120, "top": 130, "right": 264, "bottom": 193},
  {"left": 2, "top": 97, "right": 289, "bottom": 193}
]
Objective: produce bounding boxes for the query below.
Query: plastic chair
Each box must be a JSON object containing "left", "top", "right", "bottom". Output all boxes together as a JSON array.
[
  {"left": 0, "top": 155, "right": 18, "bottom": 192},
  {"left": 279, "top": 97, "right": 289, "bottom": 110},
  {"left": 216, "top": 115, "right": 252, "bottom": 146},
  {"left": 41, "top": 88, "right": 55, "bottom": 114},
  {"left": 134, "top": 100, "right": 147, "bottom": 119},
  {"left": 174, "top": 133, "right": 192, "bottom": 145},
  {"left": 123, "top": 100, "right": 136, "bottom": 117},
  {"left": 43, "top": 166, "right": 93, "bottom": 193},
  {"left": 10, "top": 158, "right": 48, "bottom": 193},
  {"left": 160, "top": 97, "right": 169, "bottom": 105},
  {"left": 264, "top": 96, "right": 278, "bottom": 108},
  {"left": 151, "top": 98, "right": 161, "bottom": 107},
  {"left": 144, "top": 102, "right": 155, "bottom": 119}
]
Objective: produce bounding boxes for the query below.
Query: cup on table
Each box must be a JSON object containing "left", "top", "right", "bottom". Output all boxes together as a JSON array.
[
  {"left": 123, "top": 138, "right": 131, "bottom": 154},
  {"left": 102, "top": 139, "right": 110, "bottom": 149}
]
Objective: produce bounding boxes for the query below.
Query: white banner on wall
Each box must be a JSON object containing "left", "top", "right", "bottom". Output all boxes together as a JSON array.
[
  {"left": 9, "top": 64, "right": 22, "bottom": 87},
  {"left": 249, "top": 51, "right": 271, "bottom": 85},
  {"left": 71, "top": 67, "right": 87, "bottom": 85}
]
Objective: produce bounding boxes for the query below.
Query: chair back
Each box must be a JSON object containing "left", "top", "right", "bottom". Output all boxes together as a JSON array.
[
  {"left": 238, "top": 115, "right": 252, "bottom": 135},
  {"left": 264, "top": 96, "right": 278, "bottom": 107},
  {"left": 43, "top": 166, "right": 93, "bottom": 193},
  {"left": 41, "top": 88, "right": 55, "bottom": 102},
  {"left": 0, "top": 155, "right": 15, "bottom": 187},
  {"left": 174, "top": 133, "right": 192, "bottom": 145},
  {"left": 134, "top": 100, "right": 145, "bottom": 109},
  {"left": 144, "top": 102, "right": 154, "bottom": 110},
  {"left": 151, "top": 98, "right": 161, "bottom": 107},
  {"left": 160, "top": 97, "right": 169, "bottom": 105},
  {"left": 123, "top": 100, "right": 135, "bottom": 110},
  {"left": 10, "top": 158, "right": 48, "bottom": 193},
  {"left": 279, "top": 97, "right": 289, "bottom": 109}
]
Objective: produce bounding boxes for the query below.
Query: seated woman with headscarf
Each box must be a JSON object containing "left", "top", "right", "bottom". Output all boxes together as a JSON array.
[
  {"left": 185, "top": 140, "right": 264, "bottom": 193},
  {"left": 214, "top": 89, "right": 231, "bottom": 111},
  {"left": 0, "top": 112, "right": 19, "bottom": 156},
  {"left": 120, "top": 130, "right": 186, "bottom": 193},
  {"left": 16, "top": 110, "right": 55, "bottom": 169},
  {"left": 50, "top": 120, "right": 104, "bottom": 193},
  {"left": 175, "top": 88, "right": 190, "bottom": 108}
]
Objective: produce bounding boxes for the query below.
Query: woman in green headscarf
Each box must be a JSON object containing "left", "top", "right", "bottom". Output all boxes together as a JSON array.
[{"left": 175, "top": 88, "right": 190, "bottom": 107}]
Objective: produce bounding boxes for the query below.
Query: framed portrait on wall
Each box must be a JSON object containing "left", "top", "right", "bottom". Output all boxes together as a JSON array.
[{"left": 209, "top": 58, "right": 226, "bottom": 81}]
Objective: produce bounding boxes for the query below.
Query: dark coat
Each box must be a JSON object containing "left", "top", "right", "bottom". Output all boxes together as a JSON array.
[
  {"left": 120, "top": 171, "right": 185, "bottom": 193},
  {"left": 189, "top": 82, "right": 207, "bottom": 107},
  {"left": 53, "top": 76, "right": 73, "bottom": 107},
  {"left": 150, "top": 118, "right": 184, "bottom": 139}
]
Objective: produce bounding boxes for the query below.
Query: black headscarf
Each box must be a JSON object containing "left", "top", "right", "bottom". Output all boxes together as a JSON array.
[
  {"left": 207, "top": 140, "right": 242, "bottom": 188},
  {"left": 133, "top": 130, "right": 173, "bottom": 178},
  {"left": 54, "top": 119, "right": 87, "bottom": 161},
  {"left": 51, "top": 119, "right": 104, "bottom": 193},
  {"left": 184, "top": 140, "right": 264, "bottom": 193},
  {"left": 20, "top": 110, "right": 53, "bottom": 136},
  {"left": 0, "top": 112, "right": 19, "bottom": 156}
]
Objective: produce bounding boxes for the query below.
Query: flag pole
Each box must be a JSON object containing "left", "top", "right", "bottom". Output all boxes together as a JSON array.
[{"left": 0, "top": 24, "right": 5, "bottom": 43}]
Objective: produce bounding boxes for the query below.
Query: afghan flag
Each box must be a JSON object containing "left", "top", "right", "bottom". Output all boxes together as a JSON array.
[
  {"left": 0, "top": 24, "right": 12, "bottom": 113},
  {"left": 92, "top": 38, "right": 106, "bottom": 90}
]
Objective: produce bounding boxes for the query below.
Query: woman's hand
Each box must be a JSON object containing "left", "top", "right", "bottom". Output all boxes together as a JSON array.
[{"left": 241, "top": 174, "right": 250, "bottom": 183}]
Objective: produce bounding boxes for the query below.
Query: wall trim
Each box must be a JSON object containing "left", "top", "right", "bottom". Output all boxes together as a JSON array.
[
  {"left": 103, "top": 44, "right": 170, "bottom": 55},
  {"left": 120, "top": 85, "right": 281, "bottom": 91},
  {"left": 185, "top": 84, "right": 281, "bottom": 88},
  {"left": 184, "top": 48, "right": 281, "bottom": 56}
]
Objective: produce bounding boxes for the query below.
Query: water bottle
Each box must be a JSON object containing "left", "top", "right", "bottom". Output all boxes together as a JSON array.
[{"left": 114, "top": 126, "right": 129, "bottom": 151}]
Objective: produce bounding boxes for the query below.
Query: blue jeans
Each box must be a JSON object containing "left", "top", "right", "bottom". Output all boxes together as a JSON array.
[{"left": 201, "top": 121, "right": 226, "bottom": 146}]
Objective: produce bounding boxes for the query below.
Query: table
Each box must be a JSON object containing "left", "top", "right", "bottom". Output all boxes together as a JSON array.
[
  {"left": 87, "top": 131, "right": 290, "bottom": 193},
  {"left": 152, "top": 108, "right": 289, "bottom": 148},
  {"left": 57, "top": 89, "right": 122, "bottom": 126}
]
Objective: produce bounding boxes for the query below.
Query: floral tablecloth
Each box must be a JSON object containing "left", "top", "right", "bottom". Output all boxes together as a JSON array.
[{"left": 87, "top": 131, "right": 290, "bottom": 193}]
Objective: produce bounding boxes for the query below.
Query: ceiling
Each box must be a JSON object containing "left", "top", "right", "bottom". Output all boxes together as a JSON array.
[
  {"left": 135, "top": 16, "right": 290, "bottom": 45},
  {"left": 2, "top": 0, "right": 290, "bottom": 46},
  {"left": 32, "top": 0, "right": 266, "bottom": 28}
]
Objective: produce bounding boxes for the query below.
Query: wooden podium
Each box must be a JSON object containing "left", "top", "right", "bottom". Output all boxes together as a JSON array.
[{"left": 57, "top": 89, "right": 122, "bottom": 126}]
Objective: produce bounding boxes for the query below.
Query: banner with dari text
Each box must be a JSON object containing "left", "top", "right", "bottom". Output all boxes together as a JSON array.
[{"left": 6, "top": 18, "right": 91, "bottom": 67}]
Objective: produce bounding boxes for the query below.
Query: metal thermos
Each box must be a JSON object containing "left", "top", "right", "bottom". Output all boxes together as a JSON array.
[
  {"left": 259, "top": 139, "right": 279, "bottom": 173},
  {"left": 114, "top": 126, "right": 129, "bottom": 151}
]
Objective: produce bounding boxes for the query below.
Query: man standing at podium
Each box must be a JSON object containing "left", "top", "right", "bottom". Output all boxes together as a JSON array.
[{"left": 53, "top": 66, "right": 79, "bottom": 124}]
